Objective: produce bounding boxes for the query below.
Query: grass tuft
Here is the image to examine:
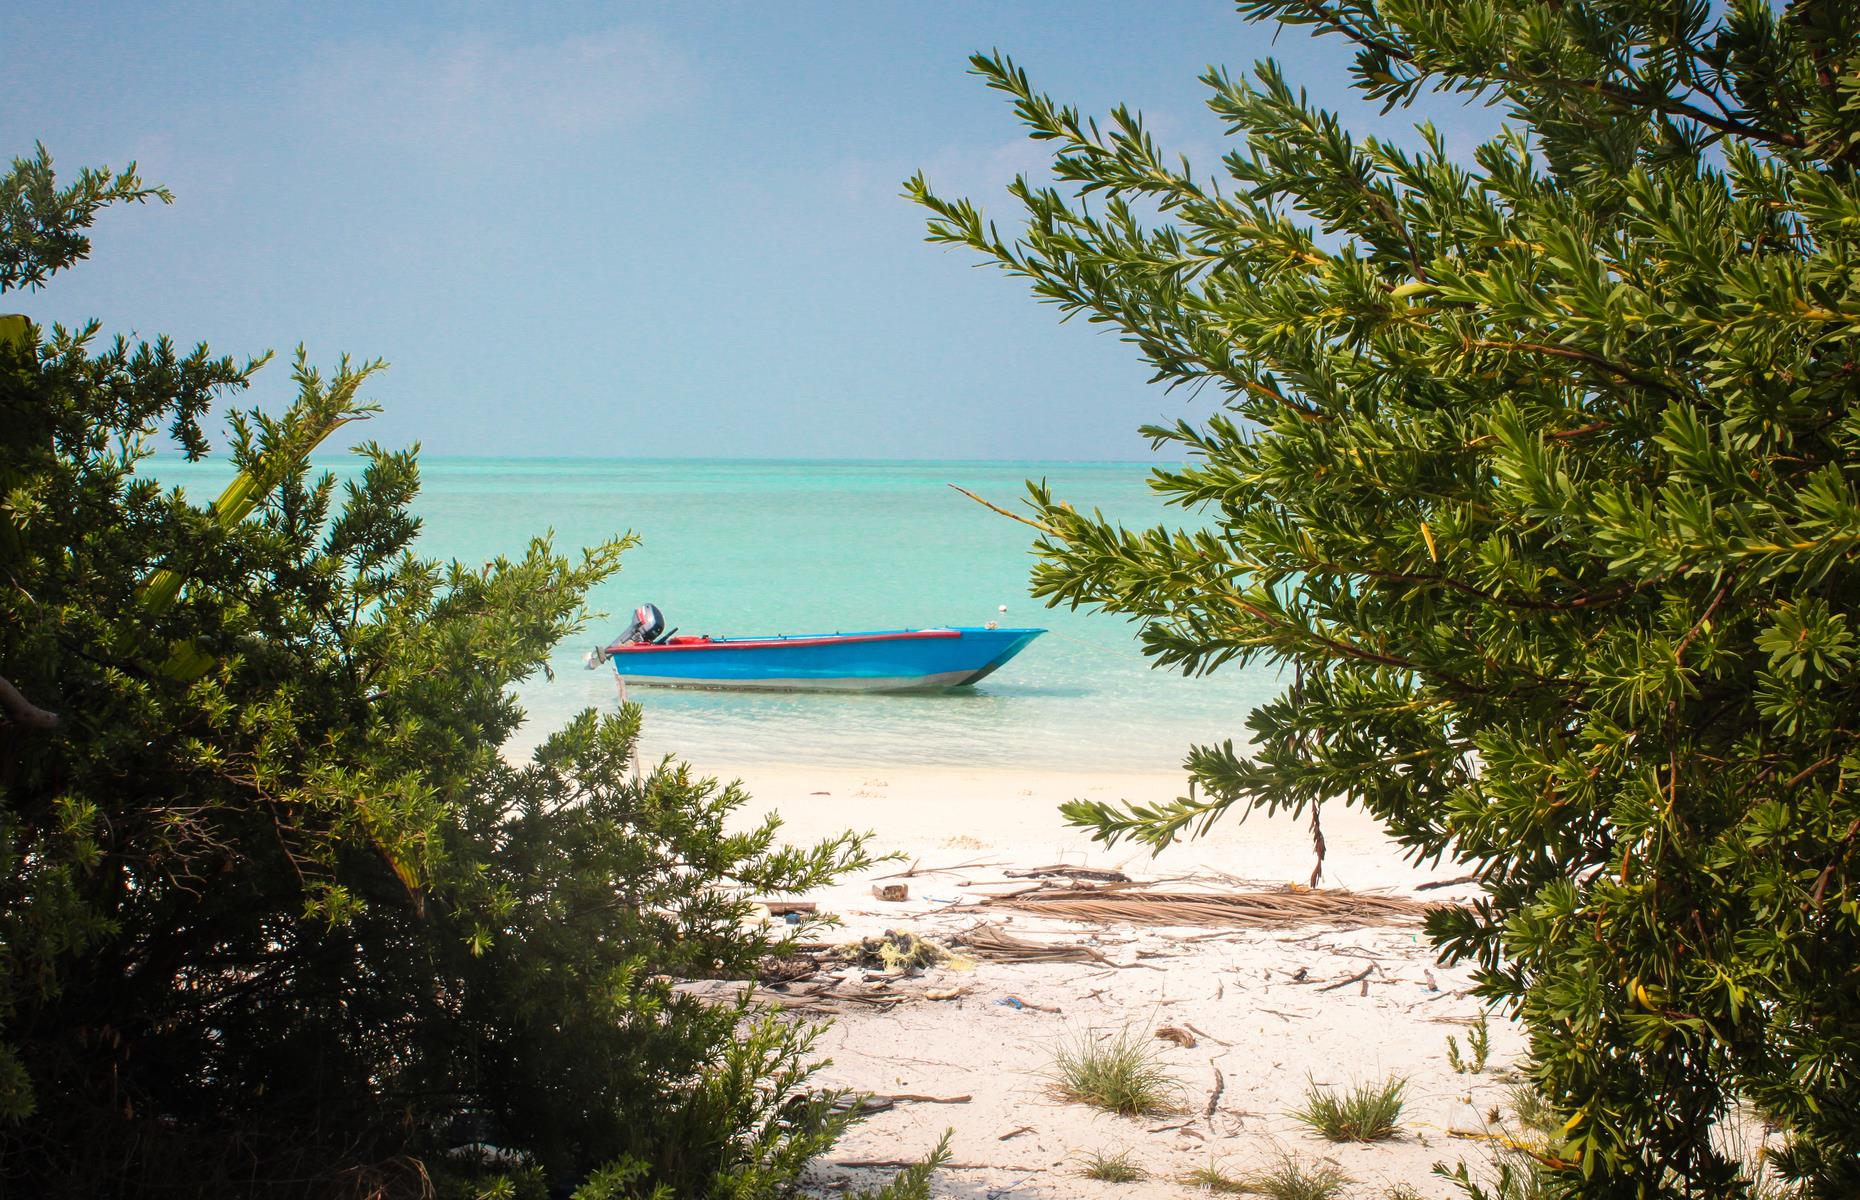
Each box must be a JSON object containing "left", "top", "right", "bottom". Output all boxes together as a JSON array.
[
  {"left": 1244, "top": 1155, "right": 1353, "bottom": 1200},
  {"left": 1078, "top": 1148, "right": 1147, "bottom": 1183},
  {"left": 1179, "top": 1157, "right": 1351, "bottom": 1199},
  {"left": 1291, "top": 1074, "right": 1406, "bottom": 1142},
  {"left": 1050, "top": 1027, "right": 1183, "bottom": 1118},
  {"left": 1179, "top": 1162, "right": 1247, "bottom": 1194}
]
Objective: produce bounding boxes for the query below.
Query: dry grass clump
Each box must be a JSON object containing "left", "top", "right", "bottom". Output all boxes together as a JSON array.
[
  {"left": 1050, "top": 1027, "right": 1183, "bottom": 1118},
  {"left": 1179, "top": 1161, "right": 1248, "bottom": 1194},
  {"left": 1178, "top": 1155, "right": 1351, "bottom": 1199},
  {"left": 1077, "top": 1148, "right": 1147, "bottom": 1182},
  {"left": 1246, "top": 1156, "right": 1353, "bottom": 1200},
  {"left": 1291, "top": 1074, "right": 1406, "bottom": 1142}
]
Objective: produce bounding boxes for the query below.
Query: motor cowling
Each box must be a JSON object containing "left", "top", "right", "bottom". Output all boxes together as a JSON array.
[
  {"left": 587, "top": 603, "right": 667, "bottom": 667},
  {"left": 622, "top": 603, "right": 666, "bottom": 645}
]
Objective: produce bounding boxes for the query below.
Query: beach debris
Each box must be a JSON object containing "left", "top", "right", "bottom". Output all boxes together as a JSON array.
[
  {"left": 1417, "top": 873, "right": 1481, "bottom": 891},
  {"left": 972, "top": 880, "right": 1066, "bottom": 901},
  {"left": 1155, "top": 1025, "right": 1198, "bottom": 1049},
  {"left": 1003, "top": 864, "right": 1132, "bottom": 884},
  {"left": 677, "top": 978, "right": 906, "bottom": 1014},
  {"left": 953, "top": 921, "right": 1111, "bottom": 965},
  {"left": 1203, "top": 1063, "right": 1226, "bottom": 1125},
  {"left": 758, "top": 899, "right": 817, "bottom": 916},
  {"left": 833, "top": 1157, "right": 1043, "bottom": 1171},
  {"left": 994, "top": 994, "right": 1061, "bottom": 1013},
  {"left": 871, "top": 882, "right": 910, "bottom": 902},
  {"left": 1182, "top": 1021, "right": 1230, "bottom": 1047},
  {"left": 997, "top": 1125, "right": 1035, "bottom": 1141},
  {"left": 836, "top": 930, "right": 966, "bottom": 974},
  {"left": 1145, "top": 1119, "right": 1204, "bottom": 1139},
  {"left": 923, "top": 985, "right": 969, "bottom": 1001},
  {"left": 873, "top": 855, "right": 1002, "bottom": 881},
  {"left": 758, "top": 953, "right": 822, "bottom": 984},
  {"left": 887, "top": 1093, "right": 972, "bottom": 1104},
  {"left": 755, "top": 939, "right": 844, "bottom": 983},
  {"left": 1317, "top": 964, "right": 1377, "bottom": 993},
  {"left": 831, "top": 1094, "right": 895, "bottom": 1114},
  {"left": 981, "top": 886, "right": 1443, "bottom": 928},
  {"left": 761, "top": 985, "right": 905, "bottom": 1012}
]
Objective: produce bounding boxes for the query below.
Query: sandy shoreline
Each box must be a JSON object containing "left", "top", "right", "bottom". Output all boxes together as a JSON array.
[
  {"left": 665, "top": 758, "right": 1527, "bottom": 1199},
  {"left": 716, "top": 762, "right": 1442, "bottom": 892}
]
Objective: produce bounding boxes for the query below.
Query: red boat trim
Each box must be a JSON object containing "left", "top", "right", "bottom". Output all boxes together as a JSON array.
[{"left": 609, "top": 629, "right": 963, "bottom": 654}]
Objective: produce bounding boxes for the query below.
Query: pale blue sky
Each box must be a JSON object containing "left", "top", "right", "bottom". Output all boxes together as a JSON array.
[{"left": 7, "top": 3, "right": 1491, "bottom": 458}]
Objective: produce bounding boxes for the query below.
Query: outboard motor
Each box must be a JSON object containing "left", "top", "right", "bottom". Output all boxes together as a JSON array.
[
  {"left": 619, "top": 603, "right": 666, "bottom": 646},
  {"left": 586, "top": 603, "right": 667, "bottom": 667}
]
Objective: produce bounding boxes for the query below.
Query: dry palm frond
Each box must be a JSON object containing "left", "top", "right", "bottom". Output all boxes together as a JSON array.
[
  {"left": 982, "top": 886, "right": 1444, "bottom": 928},
  {"left": 952, "top": 921, "right": 1110, "bottom": 964}
]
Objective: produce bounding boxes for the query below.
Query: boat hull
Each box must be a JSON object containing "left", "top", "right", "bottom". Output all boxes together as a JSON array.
[{"left": 609, "top": 627, "right": 1042, "bottom": 693}]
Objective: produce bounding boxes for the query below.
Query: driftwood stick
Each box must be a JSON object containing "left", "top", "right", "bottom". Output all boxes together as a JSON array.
[
  {"left": 1318, "top": 964, "right": 1374, "bottom": 992},
  {"left": 872, "top": 855, "right": 1005, "bottom": 880},
  {"left": 1308, "top": 802, "right": 1327, "bottom": 888},
  {"left": 1182, "top": 1021, "right": 1231, "bottom": 1047},
  {"left": 1203, "top": 1063, "right": 1225, "bottom": 1124},
  {"left": 834, "top": 1157, "right": 1043, "bottom": 1171},
  {"left": 1000, "top": 995, "right": 1061, "bottom": 1013},
  {"left": 0, "top": 674, "right": 59, "bottom": 732},
  {"left": 1417, "top": 873, "right": 1480, "bottom": 891},
  {"left": 982, "top": 887, "right": 1443, "bottom": 927}
]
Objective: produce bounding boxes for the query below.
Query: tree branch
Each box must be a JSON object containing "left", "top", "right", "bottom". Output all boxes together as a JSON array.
[
  {"left": 1464, "top": 338, "right": 1684, "bottom": 399},
  {"left": 1279, "top": 2, "right": 1807, "bottom": 152},
  {"left": 948, "top": 484, "right": 1058, "bottom": 534},
  {"left": 0, "top": 673, "right": 60, "bottom": 731}
]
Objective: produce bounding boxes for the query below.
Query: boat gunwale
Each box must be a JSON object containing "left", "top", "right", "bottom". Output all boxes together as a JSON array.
[{"left": 607, "top": 627, "right": 1043, "bottom": 655}]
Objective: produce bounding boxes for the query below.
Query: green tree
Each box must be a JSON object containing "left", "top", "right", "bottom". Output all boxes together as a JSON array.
[
  {"left": 0, "top": 145, "right": 898, "bottom": 1198},
  {"left": 911, "top": 4, "right": 1860, "bottom": 1196}
]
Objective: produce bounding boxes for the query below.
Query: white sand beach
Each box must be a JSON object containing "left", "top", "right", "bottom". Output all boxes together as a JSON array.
[{"left": 686, "top": 761, "right": 1529, "bottom": 1199}]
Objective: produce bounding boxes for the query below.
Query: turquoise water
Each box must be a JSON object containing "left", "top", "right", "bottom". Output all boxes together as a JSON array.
[{"left": 150, "top": 458, "right": 1277, "bottom": 770}]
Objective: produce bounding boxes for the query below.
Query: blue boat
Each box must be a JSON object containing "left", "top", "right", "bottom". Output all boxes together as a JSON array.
[{"left": 588, "top": 604, "right": 1044, "bottom": 692}]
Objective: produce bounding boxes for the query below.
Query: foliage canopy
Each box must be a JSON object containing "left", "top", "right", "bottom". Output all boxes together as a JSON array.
[
  {"left": 913, "top": 3, "right": 1860, "bottom": 1195},
  {"left": 0, "top": 146, "right": 893, "bottom": 1198}
]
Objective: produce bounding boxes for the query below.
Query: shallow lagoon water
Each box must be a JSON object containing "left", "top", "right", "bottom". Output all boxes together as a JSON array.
[{"left": 151, "top": 457, "right": 1278, "bottom": 770}]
